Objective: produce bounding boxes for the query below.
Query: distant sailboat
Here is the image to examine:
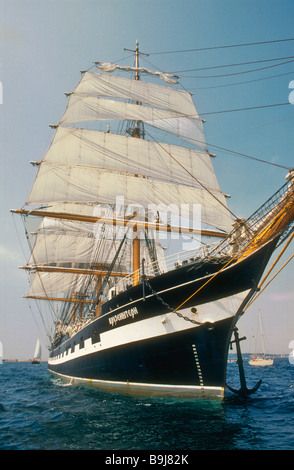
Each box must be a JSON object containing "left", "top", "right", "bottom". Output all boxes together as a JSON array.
[
  {"left": 32, "top": 338, "right": 41, "bottom": 364},
  {"left": 0, "top": 341, "right": 3, "bottom": 364},
  {"left": 249, "top": 311, "right": 274, "bottom": 366}
]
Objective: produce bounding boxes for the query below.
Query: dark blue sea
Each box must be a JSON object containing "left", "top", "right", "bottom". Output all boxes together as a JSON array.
[{"left": 0, "top": 357, "right": 293, "bottom": 452}]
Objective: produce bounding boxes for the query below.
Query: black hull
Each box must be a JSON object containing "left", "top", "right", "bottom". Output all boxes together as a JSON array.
[
  {"left": 48, "top": 240, "right": 277, "bottom": 397},
  {"left": 49, "top": 317, "right": 233, "bottom": 397}
]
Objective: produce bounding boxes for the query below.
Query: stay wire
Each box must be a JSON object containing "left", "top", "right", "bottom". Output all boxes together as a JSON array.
[
  {"left": 149, "top": 38, "right": 294, "bottom": 55},
  {"left": 177, "top": 59, "right": 294, "bottom": 79},
  {"left": 144, "top": 128, "right": 238, "bottom": 222},
  {"left": 204, "top": 140, "right": 290, "bottom": 171},
  {"left": 188, "top": 70, "right": 294, "bottom": 91},
  {"left": 173, "top": 55, "right": 294, "bottom": 73},
  {"left": 146, "top": 122, "right": 290, "bottom": 171},
  {"left": 199, "top": 102, "right": 290, "bottom": 116},
  {"left": 244, "top": 252, "right": 294, "bottom": 312}
]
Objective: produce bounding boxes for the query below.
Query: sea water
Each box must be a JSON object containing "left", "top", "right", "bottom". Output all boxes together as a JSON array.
[{"left": 0, "top": 357, "right": 293, "bottom": 451}]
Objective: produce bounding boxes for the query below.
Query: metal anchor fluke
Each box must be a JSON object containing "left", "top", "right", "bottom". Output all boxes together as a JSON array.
[{"left": 226, "top": 327, "right": 262, "bottom": 396}]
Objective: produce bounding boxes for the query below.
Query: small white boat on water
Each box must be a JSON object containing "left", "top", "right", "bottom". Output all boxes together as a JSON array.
[
  {"left": 32, "top": 338, "right": 41, "bottom": 364},
  {"left": 249, "top": 356, "right": 274, "bottom": 367},
  {"left": 249, "top": 311, "right": 274, "bottom": 367}
]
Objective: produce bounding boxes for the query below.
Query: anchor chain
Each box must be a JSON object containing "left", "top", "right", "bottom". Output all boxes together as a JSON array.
[
  {"left": 144, "top": 279, "right": 202, "bottom": 326},
  {"left": 143, "top": 278, "right": 262, "bottom": 396}
]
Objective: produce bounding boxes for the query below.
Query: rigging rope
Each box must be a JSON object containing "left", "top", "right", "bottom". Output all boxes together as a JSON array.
[
  {"left": 258, "top": 232, "right": 294, "bottom": 290},
  {"left": 149, "top": 38, "right": 294, "bottom": 55},
  {"left": 188, "top": 70, "right": 294, "bottom": 91},
  {"left": 144, "top": 129, "right": 238, "bottom": 222},
  {"left": 173, "top": 55, "right": 294, "bottom": 74},
  {"left": 174, "top": 58, "right": 294, "bottom": 79},
  {"left": 199, "top": 102, "right": 290, "bottom": 116},
  {"left": 132, "top": 61, "right": 291, "bottom": 172},
  {"left": 174, "top": 240, "right": 249, "bottom": 312},
  {"left": 178, "top": 131, "right": 291, "bottom": 171},
  {"left": 244, "top": 252, "right": 294, "bottom": 311},
  {"left": 173, "top": 210, "right": 294, "bottom": 314},
  {"left": 205, "top": 141, "right": 291, "bottom": 170},
  {"left": 243, "top": 232, "right": 294, "bottom": 311}
]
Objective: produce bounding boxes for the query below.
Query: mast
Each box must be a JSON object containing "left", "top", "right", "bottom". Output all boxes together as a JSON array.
[
  {"left": 132, "top": 40, "right": 142, "bottom": 285},
  {"left": 134, "top": 39, "right": 140, "bottom": 135},
  {"left": 258, "top": 310, "right": 266, "bottom": 359}
]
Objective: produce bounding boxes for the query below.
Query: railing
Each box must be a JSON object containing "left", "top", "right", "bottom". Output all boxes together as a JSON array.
[
  {"left": 112, "top": 178, "right": 294, "bottom": 296},
  {"left": 113, "top": 241, "right": 224, "bottom": 295}
]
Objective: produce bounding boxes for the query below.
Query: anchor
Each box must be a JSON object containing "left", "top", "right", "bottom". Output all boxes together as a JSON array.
[{"left": 226, "top": 327, "right": 262, "bottom": 396}]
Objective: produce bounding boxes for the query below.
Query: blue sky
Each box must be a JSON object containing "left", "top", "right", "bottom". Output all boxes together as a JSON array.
[{"left": 0, "top": 0, "right": 294, "bottom": 358}]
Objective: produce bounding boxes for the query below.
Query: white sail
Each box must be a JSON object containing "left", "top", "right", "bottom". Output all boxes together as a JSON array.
[
  {"left": 39, "top": 215, "right": 98, "bottom": 235},
  {"left": 27, "top": 165, "right": 231, "bottom": 232},
  {"left": 27, "top": 240, "right": 155, "bottom": 298},
  {"left": 33, "top": 338, "right": 41, "bottom": 361},
  {"left": 28, "top": 233, "right": 108, "bottom": 266},
  {"left": 28, "top": 271, "right": 98, "bottom": 297},
  {"left": 60, "top": 95, "right": 205, "bottom": 148},
  {"left": 26, "top": 68, "right": 233, "bottom": 233},
  {"left": 0, "top": 341, "right": 3, "bottom": 364},
  {"left": 20, "top": 56, "right": 235, "bottom": 322},
  {"left": 31, "top": 126, "right": 216, "bottom": 191},
  {"left": 72, "top": 72, "right": 198, "bottom": 116},
  {"left": 26, "top": 163, "right": 231, "bottom": 233}
]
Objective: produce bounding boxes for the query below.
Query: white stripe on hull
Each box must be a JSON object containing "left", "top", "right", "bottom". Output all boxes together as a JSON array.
[
  {"left": 48, "top": 290, "right": 249, "bottom": 366},
  {"left": 49, "top": 369, "right": 224, "bottom": 398}
]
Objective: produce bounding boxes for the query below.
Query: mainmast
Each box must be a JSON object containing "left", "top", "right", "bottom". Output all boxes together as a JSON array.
[
  {"left": 125, "top": 40, "right": 144, "bottom": 285},
  {"left": 133, "top": 41, "right": 141, "bottom": 285},
  {"left": 134, "top": 40, "right": 140, "bottom": 137}
]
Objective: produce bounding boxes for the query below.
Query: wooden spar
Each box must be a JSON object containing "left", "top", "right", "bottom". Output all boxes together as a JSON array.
[
  {"left": 23, "top": 295, "right": 93, "bottom": 303},
  {"left": 95, "top": 276, "right": 102, "bottom": 317},
  {"left": 132, "top": 233, "right": 140, "bottom": 286},
  {"left": 20, "top": 265, "right": 129, "bottom": 277},
  {"left": 10, "top": 209, "right": 228, "bottom": 238}
]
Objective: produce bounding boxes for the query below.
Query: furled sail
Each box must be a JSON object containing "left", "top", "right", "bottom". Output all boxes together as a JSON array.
[{"left": 95, "top": 62, "right": 179, "bottom": 84}]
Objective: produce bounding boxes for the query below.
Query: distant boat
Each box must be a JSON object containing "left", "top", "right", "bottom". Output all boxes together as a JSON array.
[
  {"left": 0, "top": 341, "right": 3, "bottom": 364},
  {"left": 32, "top": 338, "right": 41, "bottom": 364},
  {"left": 249, "top": 311, "right": 274, "bottom": 367}
]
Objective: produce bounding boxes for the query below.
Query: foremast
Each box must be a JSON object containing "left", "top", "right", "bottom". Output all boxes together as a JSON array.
[{"left": 127, "top": 40, "right": 144, "bottom": 286}]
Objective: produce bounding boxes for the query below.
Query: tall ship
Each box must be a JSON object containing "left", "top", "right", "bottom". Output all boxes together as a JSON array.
[{"left": 12, "top": 42, "right": 294, "bottom": 397}]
